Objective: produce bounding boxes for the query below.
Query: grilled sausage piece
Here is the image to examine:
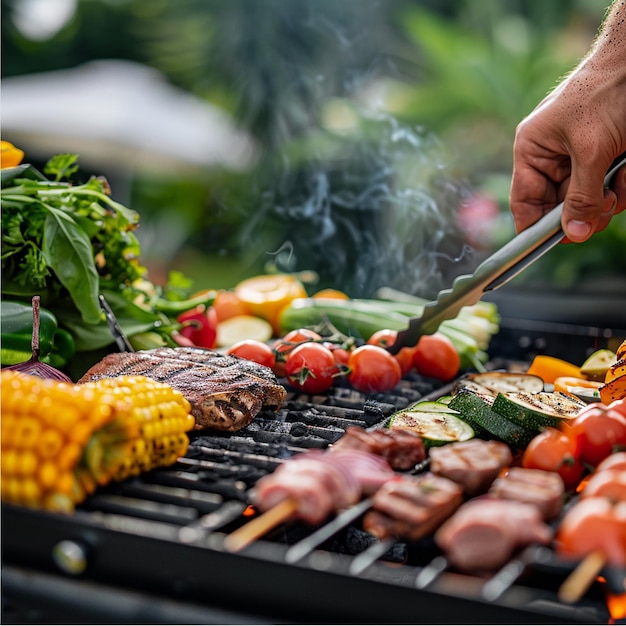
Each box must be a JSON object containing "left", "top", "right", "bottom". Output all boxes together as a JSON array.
[
  {"left": 488, "top": 466, "right": 565, "bottom": 520},
  {"left": 330, "top": 426, "right": 426, "bottom": 471},
  {"left": 435, "top": 498, "right": 553, "bottom": 572},
  {"left": 362, "top": 473, "right": 463, "bottom": 542},
  {"left": 429, "top": 439, "right": 513, "bottom": 496}
]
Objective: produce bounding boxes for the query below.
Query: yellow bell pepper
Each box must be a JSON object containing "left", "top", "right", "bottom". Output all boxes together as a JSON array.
[{"left": 1, "top": 141, "right": 25, "bottom": 169}]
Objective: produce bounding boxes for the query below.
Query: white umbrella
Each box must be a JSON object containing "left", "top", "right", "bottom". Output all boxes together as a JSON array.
[{"left": 1, "top": 59, "right": 258, "bottom": 176}]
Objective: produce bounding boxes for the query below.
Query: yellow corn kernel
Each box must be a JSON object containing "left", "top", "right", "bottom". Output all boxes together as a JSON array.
[
  {"left": 1, "top": 370, "right": 194, "bottom": 512},
  {"left": 38, "top": 428, "right": 65, "bottom": 459}
]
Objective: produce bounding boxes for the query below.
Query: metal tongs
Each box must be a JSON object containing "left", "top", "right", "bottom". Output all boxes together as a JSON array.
[{"left": 388, "top": 154, "right": 626, "bottom": 354}]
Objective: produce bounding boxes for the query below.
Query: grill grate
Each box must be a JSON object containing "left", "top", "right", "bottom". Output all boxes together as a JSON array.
[{"left": 1, "top": 370, "right": 622, "bottom": 624}]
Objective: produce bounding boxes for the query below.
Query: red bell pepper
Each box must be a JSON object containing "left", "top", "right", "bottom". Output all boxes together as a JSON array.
[{"left": 177, "top": 304, "right": 218, "bottom": 349}]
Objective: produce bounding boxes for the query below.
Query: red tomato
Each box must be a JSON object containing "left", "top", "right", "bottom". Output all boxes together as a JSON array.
[
  {"left": 568, "top": 404, "right": 626, "bottom": 468},
  {"left": 580, "top": 469, "right": 626, "bottom": 501},
  {"left": 347, "top": 344, "right": 402, "bottom": 394},
  {"left": 177, "top": 305, "right": 218, "bottom": 349},
  {"left": 273, "top": 328, "right": 323, "bottom": 377},
  {"left": 609, "top": 398, "right": 626, "bottom": 419},
  {"left": 285, "top": 342, "right": 336, "bottom": 394},
  {"left": 412, "top": 333, "right": 460, "bottom": 381},
  {"left": 226, "top": 339, "right": 276, "bottom": 369},
  {"left": 522, "top": 427, "right": 585, "bottom": 491},
  {"left": 322, "top": 342, "right": 351, "bottom": 370},
  {"left": 596, "top": 451, "right": 626, "bottom": 472},
  {"left": 556, "top": 497, "right": 626, "bottom": 566},
  {"left": 367, "top": 329, "right": 415, "bottom": 376}
]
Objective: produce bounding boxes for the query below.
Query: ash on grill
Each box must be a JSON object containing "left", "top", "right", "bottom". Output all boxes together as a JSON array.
[{"left": 1, "top": 372, "right": 620, "bottom": 625}]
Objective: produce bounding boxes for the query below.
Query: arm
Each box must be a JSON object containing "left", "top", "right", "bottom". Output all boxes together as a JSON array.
[{"left": 510, "top": 1, "right": 626, "bottom": 242}]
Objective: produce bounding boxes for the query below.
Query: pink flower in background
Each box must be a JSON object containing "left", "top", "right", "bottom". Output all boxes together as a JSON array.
[{"left": 457, "top": 192, "right": 501, "bottom": 249}]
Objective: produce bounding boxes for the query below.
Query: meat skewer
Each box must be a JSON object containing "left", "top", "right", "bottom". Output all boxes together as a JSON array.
[
  {"left": 428, "top": 438, "right": 513, "bottom": 497},
  {"left": 223, "top": 448, "right": 396, "bottom": 552},
  {"left": 434, "top": 497, "right": 553, "bottom": 573},
  {"left": 224, "top": 424, "right": 429, "bottom": 552},
  {"left": 330, "top": 426, "right": 427, "bottom": 471},
  {"left": 488, "top": 466, "right": 565, "bottom": 521}
]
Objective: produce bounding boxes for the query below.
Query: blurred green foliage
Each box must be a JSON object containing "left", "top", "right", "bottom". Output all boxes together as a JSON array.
[{"left": 2, "top": 0, "right": 623, "bottom": 297}]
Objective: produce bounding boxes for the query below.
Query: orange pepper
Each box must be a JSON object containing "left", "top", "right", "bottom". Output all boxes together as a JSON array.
[
  {"left": 234, "top": 274, "right": 307, "bottom": 336},
  {"left": 554, "top": 376, "right": 603, "bottom": 397},
  {"left": 526, "top": 354, "right": 582, "bottom": 383},
  {"left": 1, "top": 141, "right": 24, "bottom": 169}
]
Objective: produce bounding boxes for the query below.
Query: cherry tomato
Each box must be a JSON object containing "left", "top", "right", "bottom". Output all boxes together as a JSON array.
[
  {"left": 367, "top": 329, "right": 415, "bottom": 376},
  {"left": 347, "top": 344, "right": 402, "bottom": 394},
  {"left": 556, "top": 497, "right": 626, "bottom": 566},
  {"left": 412, "top": 333, "right": 460, "bottom": 381},
  {"left": 285, "top": 342, "right": 336, "bottom": 394},
  {"left": 177, "top": 305, "right": 218, "bottom": 349},
  {"left": 322, "top": 342, "right": 351, "bottom": 369},
  {"left": 272, "top": 328, "right": 323, "bottom": 377},
  {"left": 580, "top": 469, "right": 626, "bottom": 501},
  {"left": 596, "top": 451, "right": 626, "bottom": 472},
  {"left": 568, "top": 403, "right": 626, "bottom": 468},
  {"left": 226, "top": 339, "right": 276, "bottom": 369},
  {"left": 609, "top": 398, "right": 626, "bottom": 419},
  {"left": 522, "top": 427, "right": 585, "bottom": 491}
]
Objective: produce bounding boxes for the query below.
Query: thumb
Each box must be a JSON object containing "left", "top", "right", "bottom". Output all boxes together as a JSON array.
[{"left": 562, "top": 158, "right": 609, "bottom": 242}]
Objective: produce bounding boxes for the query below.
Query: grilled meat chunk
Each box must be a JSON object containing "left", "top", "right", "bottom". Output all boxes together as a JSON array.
[
  {"left": 429, "top": 439, "right": 513, "bottom": 496},
  {"left": 488, "top": 467, "right": 565, "bottom": 520},
  {"left": 435, "top": 498, "right": 553, "bottom": 572},
  {"left": 362, "top": 473, "right": 463, "bottom": 542},
  {"left": 330, "top": 426, "right": 426, "bottom": 471},
  {"left": 251, "top": 450, "right": 386, "bottom": 525},
  {"left": 78, "top": 348, "right": 286, "bottom": 432}
]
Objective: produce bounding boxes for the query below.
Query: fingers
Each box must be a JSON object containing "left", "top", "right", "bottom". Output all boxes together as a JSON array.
[{"left": 561, "top": 157, "right": 612, "bottom": 242}]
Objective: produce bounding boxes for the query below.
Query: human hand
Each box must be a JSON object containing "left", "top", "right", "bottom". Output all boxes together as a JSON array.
[{"left": 509, "top": 1, "right": 626, "bottom": 243}]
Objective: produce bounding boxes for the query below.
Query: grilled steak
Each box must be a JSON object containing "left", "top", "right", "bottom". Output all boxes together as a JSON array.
[{"left": 78, "top": 347, "right": 286, "bottom": 432}]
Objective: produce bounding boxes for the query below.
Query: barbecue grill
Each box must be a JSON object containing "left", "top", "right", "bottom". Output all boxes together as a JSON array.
[{"left": 3, "top": 315, "right": 626, "bottom": 625}]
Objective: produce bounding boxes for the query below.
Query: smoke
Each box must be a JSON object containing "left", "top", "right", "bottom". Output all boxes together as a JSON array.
[{"left": 206, "top": 0, "right": 477, "bottom": 298}]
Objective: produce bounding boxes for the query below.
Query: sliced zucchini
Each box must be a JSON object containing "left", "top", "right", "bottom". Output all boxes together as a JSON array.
[
  {"left": 405, "top": 400, "right": 460, "bottom": 414},
  {"left": 437, "top": 395, "right": 453, "bottom": 405},
  {"left": 491, "top": 391, "right": 586, "bottom": 431},
  {"left": 388, "top": 410, "right": 474, "bottom": 448},
  {"left": 448, "top": 391, "right": 535, "bottom": 448},
  {"left": 456, "top": 372, "right": 545, "bottom": 396}
]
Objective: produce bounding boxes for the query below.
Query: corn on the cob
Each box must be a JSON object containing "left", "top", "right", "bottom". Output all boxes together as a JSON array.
[{"left": 1, "top": 370, "right": 195, "bottom": 513}]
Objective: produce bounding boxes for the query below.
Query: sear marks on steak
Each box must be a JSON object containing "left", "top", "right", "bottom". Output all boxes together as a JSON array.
[
  {"left": 362, "top": 472, "right": 463, "bottom": 542},
  {"left": 78, "top": 347, "right": 286, "bottom": 432},
  {"left": 429, "top": 439, "right": 513, "bottom": 497},
  {"left": 488, "top": 466, "right": 565, "bottom": 521}
]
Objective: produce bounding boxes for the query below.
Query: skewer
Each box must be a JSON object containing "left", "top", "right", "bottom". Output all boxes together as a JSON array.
[
  {"left": 481, "top": 544, "right": 552, "bottom": 602},
  {"left": 415, "top": 555, "right": 448, "bottom": 589},
  {"left": 285, "top": 498, "right": 374, "bottom": 564},
  {"left": 223, "top": 498, "right": 297, "bottom": 552},
  {"left": 348, "top": 537, "right": 397, "bottom": 576},
  {"left": 558, "top": 550, "right": 606, "bottom": 604}
]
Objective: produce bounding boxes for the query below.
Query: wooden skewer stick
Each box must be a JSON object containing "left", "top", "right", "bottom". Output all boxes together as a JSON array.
[
  {"left": 223, "top": 499, "right": 297, "bottom": 553},
  {"left": 558, "top": 551, "right": 606, "bottom": 604}
]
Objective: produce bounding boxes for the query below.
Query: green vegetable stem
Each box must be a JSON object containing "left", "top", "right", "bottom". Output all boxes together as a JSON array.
[{"left": 1, "top": 299, "right": 75, "bottom": 368}]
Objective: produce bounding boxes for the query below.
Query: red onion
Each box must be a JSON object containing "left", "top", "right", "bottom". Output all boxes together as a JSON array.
[{"left": 4, "top": 295, "right": 73, "bottom": 383}]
